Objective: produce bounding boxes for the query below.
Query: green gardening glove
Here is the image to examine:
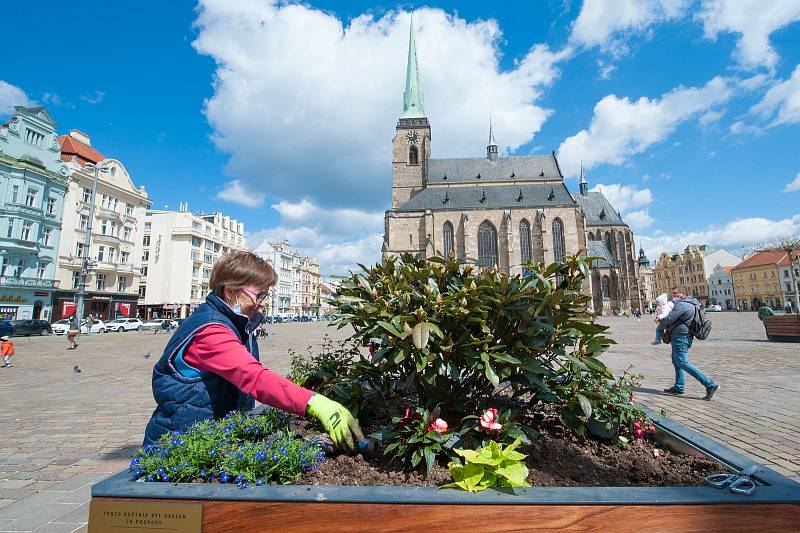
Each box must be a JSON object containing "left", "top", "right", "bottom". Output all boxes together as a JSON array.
[{"left": 306, "top": 394, "right": 365, "bottom": 451}]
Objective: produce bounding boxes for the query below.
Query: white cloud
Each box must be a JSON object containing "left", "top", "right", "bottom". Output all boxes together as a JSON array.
[
  {"left": 637, "top": 214, "right": 800, "bottom": 262},
  {"left": 697, "top": 0, "right": 800, "bottom": 71},
  {"left": 749, "top": 64, "right": 800, "bottom": 126},
  {"left": 785, "top": 172, "right": 800, "bottom": 193},
  {"left": 624, "top": 209, "right": 655, "bottom": 230},
  {"left": 570, "top": 0, "right": 688, "bottom": 54},
  {"left": 216, "top": 179, "right": 266, "bottom": 207},
  {"left": 0, "top": 80, "right": 33, "bottom": 115},
  {"left": 193, "top": 2, "right": 568, "bottom": 209},
  {"left": 558, "top": 76, "right": 733, "bottom": 177},
  {"left": 590, "top": 183, "right": 653, "bottom": 211},
  {"left": 248, "top": 199, "right": 384, "bottom": 276},
  {"left": 80, "top": 90, "right": 105, "bottom": 104}
]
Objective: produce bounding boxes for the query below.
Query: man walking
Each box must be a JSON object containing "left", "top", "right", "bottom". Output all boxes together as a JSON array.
[{"left": 660, "top": 285, "right": 719, "bottom": 400}]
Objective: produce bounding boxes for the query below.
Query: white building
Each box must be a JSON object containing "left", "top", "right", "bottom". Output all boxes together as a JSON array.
[
  {"left": 707, "top": 264, "right": 735, "bottom": 310},
  {"left": 138, "top": 207, "right": 245, "bottom": 319},
  {"left": 53, "top": 130, "right": 152, "bottom": 320},
  {"left": 252, "top": 239, "right": 320, "bottom": 317}
]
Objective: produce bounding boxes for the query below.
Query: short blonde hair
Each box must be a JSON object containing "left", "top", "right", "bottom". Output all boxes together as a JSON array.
[{"left": 210, "top": 251, "right": 278, "bottom": 295}]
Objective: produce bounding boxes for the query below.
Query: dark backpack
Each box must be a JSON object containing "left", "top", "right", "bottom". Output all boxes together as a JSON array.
[{"left": 685, "top": 301, "right": 712, "bottom": 340}]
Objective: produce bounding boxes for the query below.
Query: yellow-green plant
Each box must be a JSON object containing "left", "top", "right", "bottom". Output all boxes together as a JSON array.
[{"left": 442, "top": 439, "right": 530, "bottom": 492}]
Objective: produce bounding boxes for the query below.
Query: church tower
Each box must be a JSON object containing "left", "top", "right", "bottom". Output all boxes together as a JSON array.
[{"left": 391, "top": 16, "right": 432, "bottom": 209}]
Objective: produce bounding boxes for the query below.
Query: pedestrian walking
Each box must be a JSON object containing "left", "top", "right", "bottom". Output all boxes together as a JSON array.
[
  {"left": 1, "top": 336, "right": 14, "bottom": 367},
  {"left": 67, "top": 314, "right": 80, "bottom": 350},
  {"left": 142, "top": 251, "right": 364, "bottom": 452},
  {"left": 86, "top": 314, "right": 94, "bottom": 336},
  {"left": 660, "top": 286, "right": 719, "bottom": 400}
]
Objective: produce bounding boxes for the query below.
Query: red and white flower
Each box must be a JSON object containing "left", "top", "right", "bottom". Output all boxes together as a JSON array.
[
  {"left": 428, "top": 418, "right": 448, "bottom": 433},
  {"left": 479, "top": 408, "right": 503, "bottom": 431}
]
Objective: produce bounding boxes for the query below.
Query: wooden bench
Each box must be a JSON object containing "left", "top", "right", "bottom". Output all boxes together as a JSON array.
[{"left": 763, "top": 315, "right": 800, "bottom": 342}]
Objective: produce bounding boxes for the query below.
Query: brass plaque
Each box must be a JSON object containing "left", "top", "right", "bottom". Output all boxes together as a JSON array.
[{"left": 88, "top": 499, "right": 202, "bottom": 532}]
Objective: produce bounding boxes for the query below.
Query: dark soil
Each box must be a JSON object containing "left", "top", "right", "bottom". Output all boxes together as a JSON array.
[{"left": 296, "top": 404, "right": 725, "bottom": 488}]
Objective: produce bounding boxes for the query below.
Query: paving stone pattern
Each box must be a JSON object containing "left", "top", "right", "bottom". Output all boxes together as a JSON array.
[{"left": 0, "top": 313, "right": 797, "bottom": 530}]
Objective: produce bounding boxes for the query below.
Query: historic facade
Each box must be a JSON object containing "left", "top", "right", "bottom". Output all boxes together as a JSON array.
[
  {"left": 253, "top": 239, "right": 321, "bottom": 318},
  {"left": 52, "top": 130, "right": 152, "bottom": 321},
  {"left": 382, "top": 21, "right": 640, "bottom": 315},
  {"left": 707, "top": 264, "right": 735, "bottom": 310},
  {"left": 731, "top": 250, "right": 798, "bottom": 311},
  {"left": 653, "top": 245, "right": 740, "bottom": 305},
  {"left": 0, "top": 106, "right": 68, "bottom": 321}
]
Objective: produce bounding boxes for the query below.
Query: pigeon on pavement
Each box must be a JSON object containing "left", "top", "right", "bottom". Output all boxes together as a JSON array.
[{"left": 73, "top": 365, "right": 81, "bottom": 373}]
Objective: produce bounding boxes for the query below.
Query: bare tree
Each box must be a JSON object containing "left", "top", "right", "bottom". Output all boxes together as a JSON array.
[{"left": 746, "top": 236, "right": 800, "bottom": 313}]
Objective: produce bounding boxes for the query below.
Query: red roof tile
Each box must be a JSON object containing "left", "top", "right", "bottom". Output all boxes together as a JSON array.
[
  {"left": 733, "top": 250, "right": 798, "bottom": 270},
  {"left": 58, "top": 134, "right": 104, "bottom": 166}
]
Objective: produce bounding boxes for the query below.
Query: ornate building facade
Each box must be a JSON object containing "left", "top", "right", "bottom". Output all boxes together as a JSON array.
[
  {"left": 653, "top": 245, "right": 741, "bottom": 306},
  {"left": 382, "top": 21, "right": 641, "bottom": 315},
  {"left": 0, "top": 106, "right": 68, "bottom": 321}
]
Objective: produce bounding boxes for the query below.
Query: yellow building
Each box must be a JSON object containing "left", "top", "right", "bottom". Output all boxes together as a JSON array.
[{"left": 731, "top": 251, "right": 794, "bottom": 311}]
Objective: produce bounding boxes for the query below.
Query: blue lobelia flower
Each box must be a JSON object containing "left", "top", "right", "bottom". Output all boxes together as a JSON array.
[
  {"left": 256, "top": 478, "right": 265, "bottom": 486},
  {"left": 220, "top": 472, "right": 230, "bottom": 483},
  {"left": 163, "top": 476, "right": 171, "bottom": 482},
  {"left": 147, "top": 474, "right": 155, "bottom": 482}
]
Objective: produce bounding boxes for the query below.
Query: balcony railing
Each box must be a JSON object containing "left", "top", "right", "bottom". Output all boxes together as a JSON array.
[
  {"left": 0, "top": 276, "right": 60, "bottom": 289},
  {"left": 4, "top": 202, "right": 43, "bottom": 218}
]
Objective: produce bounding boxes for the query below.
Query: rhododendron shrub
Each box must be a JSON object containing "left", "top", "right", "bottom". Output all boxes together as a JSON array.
[{"left": 331, "top": 253, "right": 615, "bottom": 417}]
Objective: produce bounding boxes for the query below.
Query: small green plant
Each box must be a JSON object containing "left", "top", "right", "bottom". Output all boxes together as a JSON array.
[
  {"left": 553, "top": 365, "right": 652, "bottom": 445},
  {"left": 381, "top": 406, "right": 464, "bottom": 475},
  {"left": 442, "top": 439, "right": 530, "bottom": 492},
  {"left": 129, "top": 410, "right": 324, "bottom": 486}
]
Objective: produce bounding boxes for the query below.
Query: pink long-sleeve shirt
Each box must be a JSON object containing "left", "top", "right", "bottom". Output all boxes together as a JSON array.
[{"left": 182, "top": 324, "right": 314, "bottom": 417}]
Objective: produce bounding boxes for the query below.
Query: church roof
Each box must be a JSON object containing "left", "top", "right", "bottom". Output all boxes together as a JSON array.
[
  {"left": 427, "top": 155, "right": 561, "bottom": 183},
  {"left": 394, "top": 182, "right": 575, "bottom": 212},
  {"left": 58, "top": 134, "right": 105, "bottom": 166},
  {"left": 574, "top": 191, "right": 626, "bottom": 226},
  {"left": 402, "top": 17, "right": 425, "bottom": 119},
  {"left": 587, "top": 240, "right": 616, "bottom": 268}
]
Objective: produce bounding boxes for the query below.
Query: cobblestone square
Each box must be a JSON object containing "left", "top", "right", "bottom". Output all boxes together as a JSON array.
[{"left": 0, "top": 312, "right": 798, "bottom": 531}]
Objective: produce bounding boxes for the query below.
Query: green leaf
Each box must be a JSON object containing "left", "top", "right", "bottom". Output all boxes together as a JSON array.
[
  {"left": 377, "top": 321, "right": 403, "bottom": 337},
  {"left": 495, "top": 463, "right": 530, "bottom": 487},
  {"left": 423, "top": 447, "right": 435, "bottom": 475},
  {"left": 484, "top": 362, "right": 500, "bottom": 389},
  {"left": 577, "top": 394, "right": 593, "bottom": 419}
]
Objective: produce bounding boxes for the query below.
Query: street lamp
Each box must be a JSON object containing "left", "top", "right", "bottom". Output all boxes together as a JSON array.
[{"left": 74, "top": 159, "right": 112, "bottom": 323}]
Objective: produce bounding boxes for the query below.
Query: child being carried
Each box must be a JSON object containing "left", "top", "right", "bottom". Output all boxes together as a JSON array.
[{"left": 652, "top": 293, "right": 674, "bottom": 345}]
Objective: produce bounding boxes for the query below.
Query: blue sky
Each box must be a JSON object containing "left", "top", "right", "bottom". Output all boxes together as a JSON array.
[{"left": 2, "top": 0, "right": 799, "bottom": 274}]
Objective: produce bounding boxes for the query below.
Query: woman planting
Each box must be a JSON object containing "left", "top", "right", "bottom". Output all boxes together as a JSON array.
[{"left": 143, "top": 251, "right": 363, "bottom": 450}]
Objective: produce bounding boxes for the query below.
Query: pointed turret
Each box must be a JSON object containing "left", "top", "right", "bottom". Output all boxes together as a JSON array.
[
  {"left": 638, "top": 247, "right": 650, "bottom": 268},
  {"left": 579, "top": 164, "right": 588, "bottom": 196},
  {"left": 487, "top": 117, "right": 498, "bottom": 162},
  {"left": 402, "top": 16, "right": 426, "bottom": 118}
]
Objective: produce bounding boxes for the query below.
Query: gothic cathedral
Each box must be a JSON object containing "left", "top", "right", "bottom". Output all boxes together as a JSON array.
[{"left": 382, "top": 20, "right": 642, "bottom": 316}]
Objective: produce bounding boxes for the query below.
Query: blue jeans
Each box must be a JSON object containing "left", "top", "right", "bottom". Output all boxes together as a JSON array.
[
  {"left": 671, "top": 335, "right": 716, "bottom": 392},
  {"left": 655, "top": 323, "right": 665, "bottom": 342}
]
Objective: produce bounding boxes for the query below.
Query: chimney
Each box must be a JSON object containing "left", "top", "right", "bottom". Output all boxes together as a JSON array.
[{"left": 69, "top": 129, "right": 91, "bottom": 146}]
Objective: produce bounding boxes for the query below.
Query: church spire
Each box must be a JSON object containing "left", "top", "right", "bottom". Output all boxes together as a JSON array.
[
  {"left": 487, "top": 116, "right": 498, "bottom": 162},
  {"left": 402, "top": 15, "right": 426, "bottom": 118},
  {"left": 579, "top": 163, "right": 588, "bottom": 196}
]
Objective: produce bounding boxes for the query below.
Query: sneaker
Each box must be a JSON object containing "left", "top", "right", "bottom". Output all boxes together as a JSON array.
[
  {"left": 650, "top": 340, "right": 661, "bottom": 345},
  {"left": 0, "top": 364, "right": 7, "bottom": 368},
  {"left": 704, "top": 384, "right": 720, "bottom": 401},
  {"left": 663, "top": 386, "right": 685, "bottom": 395}
]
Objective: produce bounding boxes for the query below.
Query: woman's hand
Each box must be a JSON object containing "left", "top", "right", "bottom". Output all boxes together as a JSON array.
[{"left": 306, "top": 394, "right": 364, "bottom": 451}]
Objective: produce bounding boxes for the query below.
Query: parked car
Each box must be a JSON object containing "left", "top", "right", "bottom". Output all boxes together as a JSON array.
[
  {"left": 11, "top": 319, "right": 52, "bottom": 336},
  {"left": 106, "top": 318, "right": 144, "bottom": 332},
  {"left": 705, "top": 305, "right": 722, "bottom": 312},
  {"left": 142, "top": 318, "right": 174, "bottom": 331},
  {"left": 0, "top": 320, "right": 16, "bottom": 337},
  {"left": 81, "top": 319, "right": 107, "bottom": 334},
  {"left": 299, "top": 316, "right": 312, "bottom": 322}
]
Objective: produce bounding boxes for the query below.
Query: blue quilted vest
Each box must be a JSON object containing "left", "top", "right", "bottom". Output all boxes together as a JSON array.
[{"left": 142, "top": 292, "right": 263, "bottom": 446}]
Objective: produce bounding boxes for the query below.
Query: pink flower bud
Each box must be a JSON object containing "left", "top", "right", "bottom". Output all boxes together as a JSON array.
[
  {"left": 479, "top": 408, "right": 503, "bottom": 431},
  {"left": 635, "top": 428, "right": 644, "bottom": 439},
  {"left": 428, "top": 418, "right": 448, "bottom": 434},
  {"left": 633, "top": 421, "right": 642, "bottom": 430}
]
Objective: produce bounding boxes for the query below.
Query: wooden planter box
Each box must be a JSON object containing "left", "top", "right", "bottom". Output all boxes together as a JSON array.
[
  {"left": 89, "top": 410, "right": 800, "bottom": 532},
  {"left": 764, "top": 315, "right": 800, "bottom": 342}
]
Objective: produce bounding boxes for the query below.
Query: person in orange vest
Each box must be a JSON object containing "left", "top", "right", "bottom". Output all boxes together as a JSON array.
[{"left": 1, "top": 335, "right": 14, "bottom": 368}]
